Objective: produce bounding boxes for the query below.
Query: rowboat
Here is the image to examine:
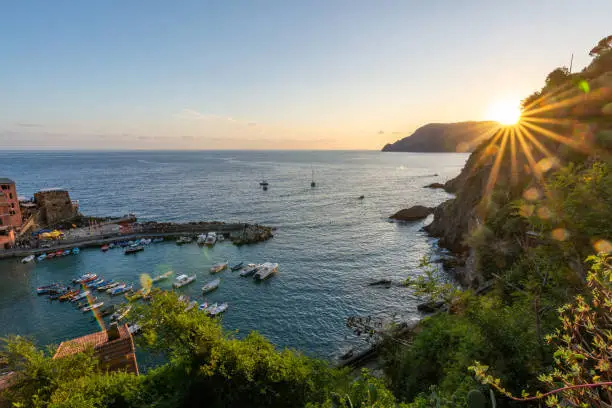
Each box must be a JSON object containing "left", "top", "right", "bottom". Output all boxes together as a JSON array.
[
  {"left": 230, "top": 262, "right": 244, "bottom": 271},
  {"left": 72, "top": 273, "right": 97, "bottom": 284},
  {"left": 124, "top": 245, "right": 144, "bottom": 255},
  {"left": 36, "top": 283, "right": 62, "bottom": 295},
  {"left": 208, "top": 302, "right": 229, "bottom": 316},
  {"left": 239, "top": 264, "right": 259, "bottom": 277},
  {"left": 21, "top": 255, "right": 35, "bottom": 263},
  {"left": 125, "top": 289, "right": 145, "bottom": 302},
  {"left": 98, "top": 281, "right": 118, "bottom": 291},
  {"left": 81, "top": 302, "right": 104, "bottom": 312},
  {"left": 36, "top": 254, "right": 47, "bottom": 262},
  {"left": 110, "top": 305, "right": 132, "bottom": 322},
  {"left": 55, "top": 250, "right": 63, "bottom": 257},
  {"left": 59, "top": 290, "right": 79, "bottom": 301},
  {"left": 152, "top": 237, "right": 164, "bottom": 243},
  {"left": 101, "top": 244, "right": 109, "bottom": 252},
  {"left": 71, "top": 247, "right": 80, "bottom": 254},
  {"left": 110, "top": 285, "right": 132, "bottom": 296},
  {"left": 62, "top": 250, "right": 71, "bottom": 256},
  {"left": 47, "top": 252, "right": 55, "bottom": 259},
  {"left": 173, "top": 274, "right": 196, "bottom": 288},
  {"left": 210, "top": 262, "right": 228, "bottom": 274}
]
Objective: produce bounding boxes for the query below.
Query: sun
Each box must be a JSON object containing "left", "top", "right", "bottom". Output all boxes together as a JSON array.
[{"left": 488, "top": 99, "right": 522, "bottom": 126}]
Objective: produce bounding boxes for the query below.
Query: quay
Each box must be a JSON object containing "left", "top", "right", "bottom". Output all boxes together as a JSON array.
[{"left": 0, "top": 221, "right": 274, "bottom": 260}]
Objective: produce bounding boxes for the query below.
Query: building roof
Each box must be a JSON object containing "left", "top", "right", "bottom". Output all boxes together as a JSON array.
[
  {"left": 0, "top": 178, "right": 14, "bottom": 185},
  {"left": 54, "top": 324, "right": 138, "bottom": 374}
]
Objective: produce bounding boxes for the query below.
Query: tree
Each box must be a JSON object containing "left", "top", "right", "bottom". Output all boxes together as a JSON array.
[{"left": 589, "top": 35, "right": 612, "bottom": 57}]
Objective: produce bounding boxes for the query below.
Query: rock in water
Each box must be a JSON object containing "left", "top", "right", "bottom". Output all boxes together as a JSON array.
[
  {"left": 390, "top": 206, "right": 433, "bottom": 221},
  {"left": 424, "top": 182, "right": 445, "bottom": 189}
]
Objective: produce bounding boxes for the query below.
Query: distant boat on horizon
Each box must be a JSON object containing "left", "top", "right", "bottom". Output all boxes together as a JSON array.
[{"left": 311, "top": 167, "right": 316, "bottom": 188}]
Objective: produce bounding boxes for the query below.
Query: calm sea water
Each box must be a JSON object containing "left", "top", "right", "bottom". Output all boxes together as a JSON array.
[{"left": 0, "top": 150, "right": 467, "bottom": 360}]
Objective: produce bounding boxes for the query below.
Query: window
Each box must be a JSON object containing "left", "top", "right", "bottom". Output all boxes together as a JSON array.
[
  {"left": 9, "top": 193, "right": 12, "bottom": 199},
  {"left": 1, "top": 185, "right": 7, "bottom": 190},
  {"left": 11, "top": 203, "right": 14, "bottom": 208}
]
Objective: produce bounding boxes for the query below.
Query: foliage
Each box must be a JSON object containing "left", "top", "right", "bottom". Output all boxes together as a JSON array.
[{"left": 404, "top": 256, "right": 464, "bottom": 308}]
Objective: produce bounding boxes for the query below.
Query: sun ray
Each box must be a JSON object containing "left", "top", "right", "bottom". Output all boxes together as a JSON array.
[
  {"left": 509, "top": 127, "right": 518, "bottom": 186},
  {"left": 458, "top": 124, "right": 502, "bottom": 153},
  {"left": 467, "top": 129, "right": 504, "bottom": 177},
  {"left": 521, "top": 121, "right": 594, "bottom": 155},
  {"left": 517, "top": 124, "right": 557, "bottom": 165},
  {"left": 484, "top": 127, "right": 510, "bottom": 197}
]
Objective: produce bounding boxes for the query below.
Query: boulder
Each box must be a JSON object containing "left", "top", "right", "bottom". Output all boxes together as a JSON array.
[
  {"left": 424, "top": 182, "right": 445, "bottom": 189},
  {"left": 390, "top": 206, "right": 434, "bottom": 221}
]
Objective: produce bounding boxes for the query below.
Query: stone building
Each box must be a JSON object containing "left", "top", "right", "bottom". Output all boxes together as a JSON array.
[
  {"left": 34, "top": 189, "right": 79, "bottom": 226},
  {"left": 0, "top": 178, "right": 22, "bottom": 249}
]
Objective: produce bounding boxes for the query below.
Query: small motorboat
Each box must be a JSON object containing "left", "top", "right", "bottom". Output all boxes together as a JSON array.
[
  {"left": 125, "top": 289, "right": 145, "bottom": 302},
  {"left": 217, "top": 233, "right": 225, "bottom": 242},
  {"left": 210, "top": 262, "right": 228, "bottom": 274},
  {"left": 109, "top": 285, "right": 132, "bottom": 296},
  {"left": 55, "top": 250, "right": 63, "bottom": 257},
  {"left": 85, "top": 278, "right": 106, "bottom": 289},
  {"left": 72, "top": 273, "right": 97, "bottom": 284},
  {"left": 21, "top": 255, "right": 35, "bottom": 263},
  {"left": 230, "top": 262, "right": 244, "bottom": 271},
  {"left": 254, "top": 262, "right": 278, "bottom": 280},
  {"left": 98, "top": 281, "right": 119, "bottom": 291},
  {"left": 172, "top": 274, "right": 196, "bottom": 288},
  {"left": 196, "top": 233, "right": 207, "bottom": 245},
  {"left": 36, "top": 254, "right": 47, "bottom": 262},
  {"left": 184, "top": 300, "right": 198, "bottom": 312},
  {"left": 201, "top": 278, "right": 220, "bottom": 294},
  {"left": 152, "top": 271, "right": 173, "bottom": 283},
  {"left": 101, "top": 244, "right": 109, "bottom": 252},
  {"left": 97, "top": 305, "right": 115, "bottom": 317},
  {"left": 140, "top": 238, "right": 152, "bottom": 245},
  {"left": 205, "top": 232, "right": 217, "bottom": 246},
  {"left": 110, "top": 305, "right": 132, "bottom": 321},
  {"left": 119, "top": 241, "right": 129, "bottom": 247},
  {"left": 71, "top": 247, "right": 80, "bottom": 255},
  {"left": 108, "top": 243, "right": 116, "bottom": 249},
  {"left": 239, "top": 264, "right": 259, "bottom": 277},
  {"left": 59, "top": 290, "right": 79, "bottom": 301},
  {"left": 62, "top": 250, "right": 71, "bottom": 256},
  {"left": 48, "top": 288, "right": 69, "bottom": 300},
  {"left": 176, "top": 236, "right": 193, "bottom": 245},
  {"left": 36, "top": 283, "right": 61, "bottom": 295},
  {"left": 71, "top": 291, "right": 90, "bottom": 302},
  {"left": 124, "top": 245, "right": 144, "bottom": 255},
  {"left": 208, "top": 302, "right": 228, "bottom": 316},
  {"left": 128, "top": 324, "right": 141, "bottom": 335},
  {"left": 47, "top": 252, "right": 55, "bottom": 259},
  {"left": 152, "top": 237, "right": 164, "bottom": 243},
  {"left": 198, "top": 302, "right": 209, "bottom": 312},
  {"left": 76, "top": 297, "right": 96, "bottom": 309},
  {"left": 358, "top": 195, "right": 365, "bottom": 200}
]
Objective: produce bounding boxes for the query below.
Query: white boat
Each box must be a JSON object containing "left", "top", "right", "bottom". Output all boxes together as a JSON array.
[
  {"left": 111, "top": 305, "right": 132, "bottom": 321},
  {"left": 71, "top": 291, "right": 90, "bottom": 302},
  {"left": 208, "top": 302, "right": 228, "bottom": 316},
  {"left": 128, "top": 324, "right": 141, "bottom": 335},
  {"left": 196, "top": 234, "right": 207, "bottom": 245},
  {"left": 21, "top": 255, "right": 35, "bottom": 263},
  {"left": 37, "top": 254, "right": 47, "bottom": 262},
  {"left": 201, "top": 278, "right": 220, "bottom": 294},
  {"left": 184, "top": 300, "right": 198, "bottom": 312},
  {"left": 81, "top": 302, "right": 104, "bottom": 312},
  {"left": 205, "top": 232, "right": 217, "bottom": 245},
  {"left": 217, "top": 233, "right": 225, "bottom": 242},
  {"left": 152, "top": 271, "right": 173, "bottom": 283},
  {"left": 210, "top": 261, "right": 228, "bottom": 274},
  {"left": 253, "top": 262, "right": 278, "bottom": 280},
  {"left": 173, "top": 274, "right": 196, "bottom": 288},
  {"left": 107, "top": 283, "right": 126, "bottom": 293},
  {"left": 239, "top": 264, "right": 259, "bottom": 277},
  {"left": 198, "top": 302, "right": 209, "bottom": 311}
]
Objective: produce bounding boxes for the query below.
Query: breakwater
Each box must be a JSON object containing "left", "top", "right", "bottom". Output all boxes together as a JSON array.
[{"left": 0, "top": 221, "right": 273, "bottom": 259}]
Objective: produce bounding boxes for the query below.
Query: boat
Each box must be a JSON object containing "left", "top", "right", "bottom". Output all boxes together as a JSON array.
[
  {"left": 178, "top": 294, "right": 188, "bottom": 303},
  {"left": 239, "top": 264, "right": 259, "bottom": 277},
  {"left": 230, "top": 262, "right": 244, "bottom": 271},
  {"left": 72, "top": 273, "right": 97, "bottom": 284},
  {"left": 152, "top": 271, "right": 173, "bottom": 283},
  {"left": 208, "top": 302, "right": 228, "bottom": 316},
  {"left": 196, "top": 233, "right": 207, "bottom": 245},
  {"left": 253, "top": 262, "right": 278, "bottom": 280},
  {"left": 260, "top": 179, "right": 269, "bottom": 190},
  {"left": 198, "top": 302, "right": 209, "bottom": 312},
  {"left": 205, "top": 232, "right": 217, "bottom": 245},
  {"left": 21, "top": 255, "right": 35, "bottom": 263},
  {"left": 109, "top": 285, "right": 132, "bottom": 296},
  {"left": 172, "top": 274, "right": 196, "bottom": 288},
  {"left": 124, "top": 245, "right": 144, "bottom": 255},
  {"left": 46, "top": 252, "right": 55, "bottom": 259},
  {"left": 71, "top": 291, "right": 90, "bottom": 302},
  {"left": 108, "top": 243, "right": 116, "bottom": 249},
  {"left": 59, "top": 290, "right": 79, "bottom": 301},
  {"left": 76, "top": 297, "right": 96, "bottom": 309},
  {"left": 128, "top": 324, "right": 141, "bottom": 335},
  {"left": 176, "top": 236, "right": 193, "bottom": 245},
  {"left": 62, "top": 250, "right": 71, "bottom": 256},
  {"left": 36, "top": 283, "right": 62, "bottom": 295},
  {"left": 311, "top": 167, "right": 316, "bottom": 188},
  {"left": 140, "top": 238, "right": 152, "bottom": 245},
  {"left": 97, "top": 304, "right": 115, "bottom": 317},
  {"left": 55, "top": 250, "right": 63, "bottom": 257},
  {"left": 119, "top": 241, "right": 129, "bottom": 247},
  {"left": 125, "top": 289, "right": 145, "bottom": 302},
  {"left": 210, "top": 261, "right": 228, "bottom": 274},
  {"left": 98, "top": 281, "right": 119, "bottom": 291},
  {"left": 101, "top": 244, "right": 109, "bottom": 252},
  {"left": 48, "top": 288, "right": 69, "bottom": 300},
  {"left": 201, "top": 278, "right": 220, "bottom": 294},
  {"left": 152, "top": 237, "right": 164, "bottom": 243},
  {"left": 217, "top": 233, "right": 225, "bottom": 242},
  {"left": 111, "top": 305, "right": 132, "bottom": 321},
  {"left": 36, "top": 254, "right": 47, "bottom": 262},
  {"left": 185, "top": 301, "right": 198, "bottom": 312},
  {"left": 71, "top": 247, "right": 80, "bottom": 255},
  {"left": 85, "top": 278, "right": 106, "bottom": 289}
]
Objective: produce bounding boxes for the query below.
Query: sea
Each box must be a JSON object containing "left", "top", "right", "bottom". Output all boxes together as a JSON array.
[{"left": 0, "top": 150, "right": 468, "bottom": 361}]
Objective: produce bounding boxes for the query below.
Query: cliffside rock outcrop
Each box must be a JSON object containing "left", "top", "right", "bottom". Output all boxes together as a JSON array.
[
  {"left": 34, "top": 190, "right": 79, "bottom": 227},
  {"left": 390, "top": 206, "right": 434, "bottom": 221},
  {"left": 382, "top": 121, "right": 499, "bottom": 153}
]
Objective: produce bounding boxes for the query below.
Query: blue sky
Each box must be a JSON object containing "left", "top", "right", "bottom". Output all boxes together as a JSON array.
[{"left": 1, "top": 0, "right": 610, "bottom": 149}]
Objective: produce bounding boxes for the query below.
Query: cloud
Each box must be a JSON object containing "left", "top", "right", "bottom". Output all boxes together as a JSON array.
[
  {"left": 16, "top": 122, "right": 44, "bottom": 128},
  {"left": 247, "top": 122, "right": 257, "bottom": 127},
  {"left": 378, "top": 130, "right": 384, "bottom": 134}
]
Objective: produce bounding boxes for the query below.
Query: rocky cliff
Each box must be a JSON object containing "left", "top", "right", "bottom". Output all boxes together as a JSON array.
[
  {"left": 381, "top": 121, "right": 499, "bottom": 153},
  {"left": 34, "top": 190, "right": 79, "bottom": 226}
]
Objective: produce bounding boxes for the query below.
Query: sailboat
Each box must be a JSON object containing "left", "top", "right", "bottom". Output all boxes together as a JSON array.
[
  {"left": 260, "top": 177, "right": 269, "bottom": 190},
  {"left": 310, "top": 167, "right": 316, "bottom": 188}
]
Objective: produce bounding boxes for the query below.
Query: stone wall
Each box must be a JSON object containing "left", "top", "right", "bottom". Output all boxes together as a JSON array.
[{"left": 34, "top": 190, "right": 78, "bottom": 226}]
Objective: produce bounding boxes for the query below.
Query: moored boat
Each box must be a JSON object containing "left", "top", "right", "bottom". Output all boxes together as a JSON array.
[
  {"left": 124, "top": 245, "right": 144, "bottom": 254},
  {"left": 205, "top": 232, "right": 217, "bottom": 245},
  {"left": 253, "top": 262, "right": 278, "bottom": 280},
  {"left": 36, "top": 283, "right": 62, "bottom": 295},
  {"left": 62, "top": 250, "right": 71, "bottom": 256},
  {"left": 55, "top": 250, "right": 63, "bottom": 257},
  {"left": 59, "top": 290, "right": 79, "bottom": 301},
  {"left": 109, "top": 285, "right": 132, "bottom": 296},
  {"left": 172, "top": 274, "right": 196, "bottom": 288},
  {"left": 185, "top": 300, "right": 198, "bottom": 312},
  {"left": 152, "top": 271, "right": 173, "bottom": 283},
  {"left": 111, "top": 305, "right": 132, "bottom": 322},
  {"left": 176, "top": 236, "right": 193, "bottom": 245},
  {"left": 37, "top": 254, "right": 47, "bottom": 262},
  {"left": 101, "top": 244, "right": 109, "bottom": 252},
  {"left": 196, "top": 233, "right": 207, "bottom": 245},
  {"left": 201, "top": 278, "right": 220, "bottom": 294},
  {"left": 230, "top": 262, "right": 243, "bottom": 271},
  {"left": 98, "top": 304, "right": 115, "bottom": 317},
  {"left": 47, "top": 252, "right": 55, "bottom": 259},
  {"left": 72, "top": 273, "right": 97, "bottom": 284},
  {"left": 217, "top": 233, "right": 225, "bottom": 242},
  {"left": 208, "top": 302, "right": 229, "bottom": 316},
  {"left": 22, "top": 255, "right": 35, "bottom": 263},
  {"left": 71, "top": 290, "right": 90, "bottom": 302},
  {"left": 239, "top": 264, "right": 259, "bottom": 277},
  {"left": 71, "top": 247, "right": 80, "bottom": 254},
  {"left": 98, "top": 281, "right": 119, "bottom": 291},
  {"left": 210, "top": 261, "right": 228, "bottom": 274},
  {"left": 152, "top": 237, "right": 164, "bottom": 243}
]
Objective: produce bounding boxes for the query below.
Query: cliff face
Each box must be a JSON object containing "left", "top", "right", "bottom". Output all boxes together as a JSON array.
[{"left": 381, "top": 121, "right": 499, "bottom": 153}]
